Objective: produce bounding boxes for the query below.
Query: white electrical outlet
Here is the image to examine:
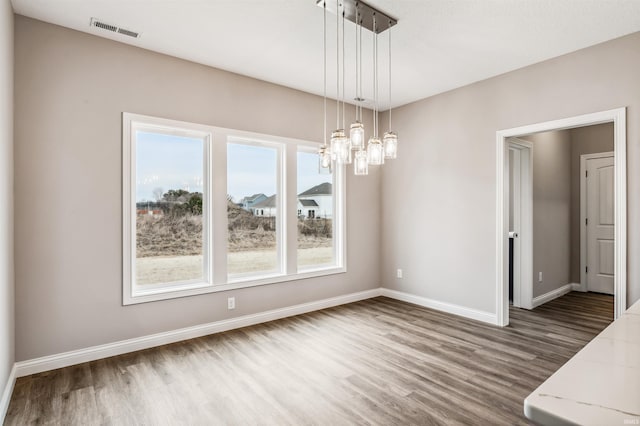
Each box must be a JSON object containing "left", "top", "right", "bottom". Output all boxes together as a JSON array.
[
  {"left": 538, "top": 272, "right": 543, "bottom": 283},
  {"left": 397, "top": 269, "right": 403, "bottom": 279},
  {"left": 228, "top": 297, "right": 235, "bottom": 310}
]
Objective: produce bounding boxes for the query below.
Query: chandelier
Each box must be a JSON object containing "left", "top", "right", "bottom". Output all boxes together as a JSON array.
[{"left": 318, "top": 0, "right": 398, "bottom": 175}]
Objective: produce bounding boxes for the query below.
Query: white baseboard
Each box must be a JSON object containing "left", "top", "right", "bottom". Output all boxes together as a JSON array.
[
  {"left": 13, "top": 287, "right": 503, "bottom": 379},
  {"left": 380, "top": 288, "right": 498, "bottom": 325},
  {"left": 15, "top": 288, "right": 382, "bottom": 377},
  {"left": 571, "top": 282, "right": 585, "bottom": 292},
  {"left": 532, "top": 284, "right": 574, "bottom": 308},
  {"left": 0, "top": 364, "right": 16, "bottom": 423}
]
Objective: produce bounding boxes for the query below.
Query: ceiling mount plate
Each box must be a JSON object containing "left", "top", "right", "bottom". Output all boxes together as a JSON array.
[{"left": 316, "top": 0, "right": 397, "bottom": 34}]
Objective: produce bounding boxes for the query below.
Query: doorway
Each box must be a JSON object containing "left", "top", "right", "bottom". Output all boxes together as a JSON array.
[{"left": 496, "top": 108, "right": 627, "bottom": 326}]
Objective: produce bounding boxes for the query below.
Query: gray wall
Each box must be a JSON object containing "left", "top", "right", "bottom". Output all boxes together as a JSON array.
[
  {"left": 13, "top": 16, "right": 381, "bottom": 361},
  {"left": 570, "top": 123, "right": 614, "bottom": 283},
  {"left": 0, "top": 0, "right": 14, "bottom": 404},
  {"left": 525, "top": 131, "right": 572, "bottom": 298},
  {"left": 381, "top": 31, "right": 640, "bottom": 313}
]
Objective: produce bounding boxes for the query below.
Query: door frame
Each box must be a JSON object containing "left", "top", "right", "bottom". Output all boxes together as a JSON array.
[
  {"left": 496, "top": 108, "right": 626, "bottom": 326},
  {"left": 507, "top": 138, "right": 533, "bottom": 309},
  {"left": 580, "top": 151, "right": 614, "bottom": 293}
]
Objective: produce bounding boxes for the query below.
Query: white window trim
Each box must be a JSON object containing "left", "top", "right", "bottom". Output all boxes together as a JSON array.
[
  {"left": 123, "top": 113, "right": 214, "bottom": 305},
  {"left": 123, "top": 113, "right": 346, "bottom": 306}
]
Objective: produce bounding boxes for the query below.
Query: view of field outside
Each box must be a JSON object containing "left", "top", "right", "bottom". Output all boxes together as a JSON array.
[
  {"left": 134, "top": 134, "right": 336, "bottom": 286},
  {"left": 297, "top": 150, "right": 333, "bottom": 269},
  {"left": 227, "top": 143, "right": 279, "bottom": 275},
  {"left": 135, "top": 131, "right": 205, "bottom": 285}
]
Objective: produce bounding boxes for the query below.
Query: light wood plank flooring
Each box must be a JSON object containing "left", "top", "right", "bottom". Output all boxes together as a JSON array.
[{"left": 5, "top": 291, "right": 613, "bottom": 425}]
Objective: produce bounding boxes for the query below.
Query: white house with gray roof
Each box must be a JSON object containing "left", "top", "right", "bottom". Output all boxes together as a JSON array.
[
  {"left": 240, "top": 193, "right": 267, "bottom": 210},
  {"left": 251, "top": 194, "right": 276, "bottom": 217},
  {"left": 298, "top": 182, "right": 332, "bottom": 219},
  {"left": 250, "top": 183, "right": 332, "bottom": 218}
]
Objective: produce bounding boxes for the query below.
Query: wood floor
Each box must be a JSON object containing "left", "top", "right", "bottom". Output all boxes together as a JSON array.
[{"left": 5, "top": 291, "right": 613, "bottom": 425}]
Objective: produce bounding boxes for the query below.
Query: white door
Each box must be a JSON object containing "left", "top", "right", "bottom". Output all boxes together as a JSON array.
[{"left": 586, "top": 156, "right": 614, "bottom": 294}]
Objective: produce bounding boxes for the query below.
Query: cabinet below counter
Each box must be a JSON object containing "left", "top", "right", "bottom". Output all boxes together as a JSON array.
[{"left": 524, "top": 300, "right": 640, "bottom": 425}]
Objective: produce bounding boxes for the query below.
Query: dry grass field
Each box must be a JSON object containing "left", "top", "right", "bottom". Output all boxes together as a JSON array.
[
  {"left": 136, "top": 202, "right": 332, "bottom": 284},
  {"left": 136, "top": 247, "right": 333, "bottom": 284},
  {"left": 136, "top": 214, "right": 203, "bottom": 258}
]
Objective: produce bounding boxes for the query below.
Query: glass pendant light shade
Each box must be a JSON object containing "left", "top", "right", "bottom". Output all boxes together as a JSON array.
[
  {"left": 383, "top": 131, "right": 398, "bottom": 159},
  {"left": 336, "top": 136, "right": 352, "bottom": 164},
  {"left": 354, "top": 149, "right": 369, "bottom": 175},
  {"left": 331, "top": 130, "right": 348, "bottom": 164},
  {"left": 367, "top": 137, "right": 384, "bottom": 165},
  {"left": 341, "top": 139, "right": 353, "bottom": 164},
  {"left": 350, "top": 121, "right": 365, "bottom": 150},
  {"left": 330, "top": 130, "right": 342, "bottom": 160},
  {"left": 318, "top": 145, "right": 332, "bottom": 173}
]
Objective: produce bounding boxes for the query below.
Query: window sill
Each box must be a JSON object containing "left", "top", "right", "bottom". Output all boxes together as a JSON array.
[
  {"left": 226, "top": 266, "right": 346, "bottom": 288},
  {"left": 123, "top": 266, "right": 346, "bottom": 305}
]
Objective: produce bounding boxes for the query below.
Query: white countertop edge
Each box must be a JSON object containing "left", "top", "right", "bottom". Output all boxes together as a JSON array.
[{"left": 524, "top": 397, "right": 581, "bottom": 426}]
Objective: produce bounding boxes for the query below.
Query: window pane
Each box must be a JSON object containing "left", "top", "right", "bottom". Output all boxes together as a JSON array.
[
  {"left": 227, "top": 143, "right": 279, "bottom": 276},
  {"left": 297, "top": 150, "right": 334, "bottom": 269},
  {"left": 135, "top": 131, "right": 204, "bottom": 285}
]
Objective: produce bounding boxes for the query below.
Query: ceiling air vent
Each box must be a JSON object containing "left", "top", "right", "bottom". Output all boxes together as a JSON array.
[
  {"left": 117, "top": 28, "right": 139, "bottom": 38},
  {"left": 90, "top": 18, "right": 140, "bottom": 39}
]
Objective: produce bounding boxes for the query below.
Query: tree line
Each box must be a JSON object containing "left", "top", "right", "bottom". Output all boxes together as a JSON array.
[{"left": 137, "top": 189, "right": 202, "bottom": 216}]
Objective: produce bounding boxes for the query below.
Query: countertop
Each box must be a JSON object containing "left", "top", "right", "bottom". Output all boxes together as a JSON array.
[{"left": 524, "top": 300, "right": 640, "bottom": 425}]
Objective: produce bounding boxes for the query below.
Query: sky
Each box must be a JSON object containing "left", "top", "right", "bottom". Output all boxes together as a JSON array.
[
  {"left": 227, "top": 143, "right": 277, "bottom": 202},
  {"left": 136, "top": 131, "right": 203, "bottom": 202},
  {"left": 297, "top": 151, "right": 331, "bottom": 196},
  {"left": 227, "top": 144, "right": 331, "bottom": 202},
  {"left": 135, "top": 132, "right": 331, "bottom": 203}
]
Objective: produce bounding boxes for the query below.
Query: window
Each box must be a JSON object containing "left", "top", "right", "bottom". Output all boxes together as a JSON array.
[
  {"left": 123, "top": 113, "right": 212, "bottom": 304},
  {"left": 123, "top": 113, "right": 344, "bottom": 305},
  {"left": 135, "top": 134, "right": 205, "bottom": 286},
  {"left": 227, "top": 141, "right": 283, "bottom": 278},
  {"left": 297, "top": 148, "right": 335, "bottom": 270}
]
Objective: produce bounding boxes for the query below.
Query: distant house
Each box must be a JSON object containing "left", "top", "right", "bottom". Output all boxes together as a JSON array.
[
  {"left": 298, "top": 199, "right": 318, "bottom": 219},
  {"left": 135, "top": 201, "right": 164, "bottom": 216},
  {"left": 249, "top": 183, "right": 332, "bottom": 218},
  {"left": 298, "top": 182, "right": 332, "bottom": 219},
  {"left": 252, "top": 195, "right": 276, "bottom": 217},
  {"left": 240, "top": 193, "right": 267, "bottom": 211},
  {"left": 136, "top": 209, "right": 163, "bottom": 216}
]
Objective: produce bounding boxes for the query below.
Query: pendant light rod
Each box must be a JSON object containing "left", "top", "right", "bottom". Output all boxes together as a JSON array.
[
  {"left": 317, "top": 0, "right": 397, "bottom": 34},
  {"left": 323, "top": 1, "right": 327, "bottom": 146},
  {"left": 342, "top": 8, "right": 346, "bottom": 129},
  {"left": 373, "top": 14, "right": 377, "bottom": 137},
  {"left": 358, "top": 15, "right": 363, "bottom": 112},
  {"left": 356, "top": 13, "right": 360, "bottom": 119},
  {"left": 388, "top": 19, "right": 392, "bottom": 128},
  {"left": 335, "top": 0, "right": 340, "bottom": 129}
]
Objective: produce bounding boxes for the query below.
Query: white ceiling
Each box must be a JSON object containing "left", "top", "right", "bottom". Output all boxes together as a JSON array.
[{"left": 11, "top": 0, "right": 640, "bottom": 109}]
